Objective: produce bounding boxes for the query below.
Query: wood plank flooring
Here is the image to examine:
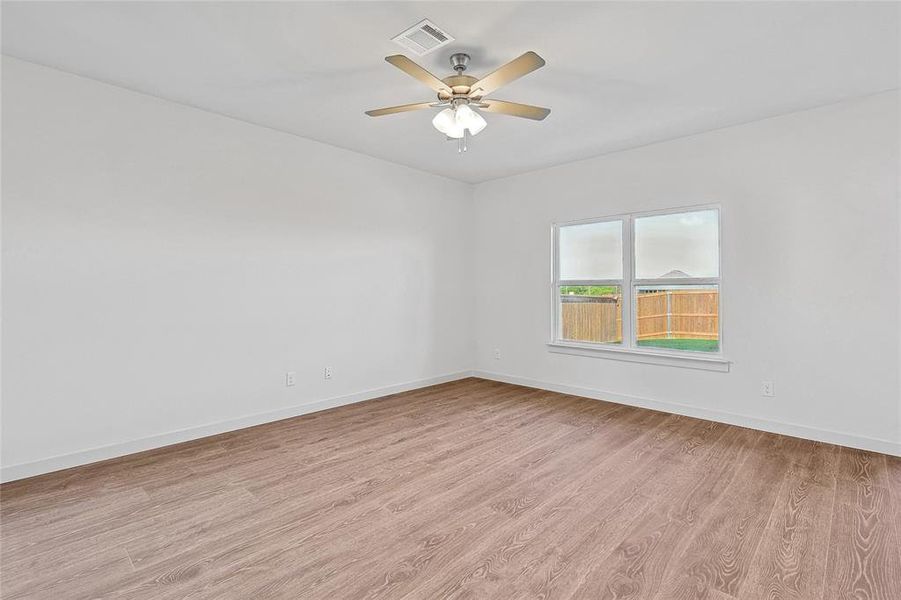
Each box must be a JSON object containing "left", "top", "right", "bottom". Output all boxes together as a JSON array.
[{"left": 2, "top": 378, "right": 899, "bottom": 599}]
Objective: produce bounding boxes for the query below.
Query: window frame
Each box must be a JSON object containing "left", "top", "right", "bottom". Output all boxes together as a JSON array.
[{"left": 550, "top": 204, "right": 728, "bottom": 370}]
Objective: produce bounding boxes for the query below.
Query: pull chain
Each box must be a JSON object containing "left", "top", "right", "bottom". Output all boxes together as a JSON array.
[{"left": 458, "top": 129, "right": 468, "bottom": 154}]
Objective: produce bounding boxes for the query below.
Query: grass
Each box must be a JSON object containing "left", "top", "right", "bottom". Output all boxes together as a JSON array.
[
  {"left": 637, "top": 338, "right": 719, "bottom": 352},
  {"left": 559, "top": 286, "right": 619, "bottom": 296}
]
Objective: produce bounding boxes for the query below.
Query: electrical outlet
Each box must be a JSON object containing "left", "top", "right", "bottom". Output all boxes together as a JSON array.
[
  {"left": 324, "top": 366, "right": 333, "bottom": 380},
  {"left": 761, "top": 381, "right": 774, "bottom": 397},
  {"left": 494, "top": 348, "right": 501, "bottom": 360},
  {"left": 285, "top": 371, "right": 296, "bottom": 387}
]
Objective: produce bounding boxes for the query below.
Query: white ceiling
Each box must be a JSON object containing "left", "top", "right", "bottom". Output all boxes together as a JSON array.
[{"left": 3, "top": 1, "right": 898, "bottom": 183}]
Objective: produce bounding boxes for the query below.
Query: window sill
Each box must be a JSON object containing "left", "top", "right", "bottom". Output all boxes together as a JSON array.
[{"left": 547, "top": 341, "right": 731, "bottom": 372}]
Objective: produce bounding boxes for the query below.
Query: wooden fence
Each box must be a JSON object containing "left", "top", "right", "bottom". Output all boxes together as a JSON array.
[
  {"left": 561, "top": 290, "right": 718, "bottom": 343},
  {"left": 636, "top": 290, "right": 718, "bottom": 340},
  {"left": 560, "top": 296, "right": 622, "bottom": 343}
]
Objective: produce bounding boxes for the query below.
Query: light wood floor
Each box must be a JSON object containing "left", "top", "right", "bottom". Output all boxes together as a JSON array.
[{"left": 2, "top": 378, "right": 900, "bottom": 599}]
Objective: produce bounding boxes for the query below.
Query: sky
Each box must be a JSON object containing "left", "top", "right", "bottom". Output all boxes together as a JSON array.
[{"left": 559, "top": 209, "right": 718, "bottom": 280}]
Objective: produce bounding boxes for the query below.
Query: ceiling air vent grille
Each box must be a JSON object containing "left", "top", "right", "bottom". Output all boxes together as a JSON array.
[{"left": 391, "top": 19, "right": 454, "bottom": 56}]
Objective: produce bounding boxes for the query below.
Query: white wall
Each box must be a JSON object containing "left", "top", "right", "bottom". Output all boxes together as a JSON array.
[
  {"left": 1, "top": 57, "right": 475, "bottom": 480},
  {"left": 3, "top": 59, "right": 899, "bottom": 482},
  {"left": 474, "top": 91, "right": 900, "bottom": 454}
]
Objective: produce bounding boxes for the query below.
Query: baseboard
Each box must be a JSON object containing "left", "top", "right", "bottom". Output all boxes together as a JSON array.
[
  {"left": 0, "top": 370, "right": 474, "bottom": 483},
  {"left": 473, "top": 370, "right": 901, "bottom": 457},
  {"left": 5, "top": 369, "right": 895, "bottom": 483}
]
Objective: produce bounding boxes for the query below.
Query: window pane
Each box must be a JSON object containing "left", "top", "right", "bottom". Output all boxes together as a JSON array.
[
  {"left": 559, "top": 220, "right": 623, "bottom": 280},
  {"left": 636, "top": 285, "right": 719, "bottom": 352},
  {"left": 634, "top": 209, "right": 718, "bottom": 279},
  {"left": 559, "top": 286, "right": 622, "bottom": 344}
]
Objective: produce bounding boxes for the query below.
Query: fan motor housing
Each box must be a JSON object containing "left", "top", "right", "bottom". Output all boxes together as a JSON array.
[{"left": 438, "top": 74, "right": 478, "bottom": 100}]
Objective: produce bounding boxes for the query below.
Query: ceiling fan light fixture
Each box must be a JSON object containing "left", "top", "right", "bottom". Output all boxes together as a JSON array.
[
  {"left": 455, "top": 104, "right": 487, "bottom": 136},
  {"left": 432, "top": 108, "right": 464, "bottom": 138}
]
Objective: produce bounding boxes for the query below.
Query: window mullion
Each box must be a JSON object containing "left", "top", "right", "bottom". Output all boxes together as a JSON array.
[
  {"left": 557, "top": 279, "right": 622, "bottom": 287},
  {"left": 623, "top": 216, "right": 634, "bottom": 350},
  {"left": 633, "top": 277, "right": 719, "bottom": 286}
]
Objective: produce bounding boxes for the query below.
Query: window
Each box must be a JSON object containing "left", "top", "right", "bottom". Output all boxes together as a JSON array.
[
  {"left": 556, "top": 219, "right": 623, "bottom": 345},
  {"left": 552, "top": 207, "right": 721, "bottom": 358}
]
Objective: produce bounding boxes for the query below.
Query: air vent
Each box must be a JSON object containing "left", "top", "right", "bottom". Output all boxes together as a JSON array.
[{"left": 391, "top": 19, "right": 454, "bottom": 56}]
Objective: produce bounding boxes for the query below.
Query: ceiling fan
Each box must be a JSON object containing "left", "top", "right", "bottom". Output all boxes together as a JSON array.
[{"left": 365, "top": 51, "right": 550, "bottom": 152}]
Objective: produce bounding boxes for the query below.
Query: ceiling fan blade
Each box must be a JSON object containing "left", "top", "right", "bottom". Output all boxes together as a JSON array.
[
  {"left": 385, "top": 55, "right": 451, "bottom": 94},
  {"left": 480, "top": 100, "right": 550, "bottom": 121},
  {"left": 470, "top": 51, "right": 545, "bottom": 96},
  {"left": 365, "top": 102, "right": 435, "bottom": 117}
]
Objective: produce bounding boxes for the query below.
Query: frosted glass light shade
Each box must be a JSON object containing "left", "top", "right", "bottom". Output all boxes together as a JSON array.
[
  {"left": 432, "top": 108, "right": 464, "bottom": 138},
  {"left": 455, "top": 104, "right": 487, "bottom": 135}
]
